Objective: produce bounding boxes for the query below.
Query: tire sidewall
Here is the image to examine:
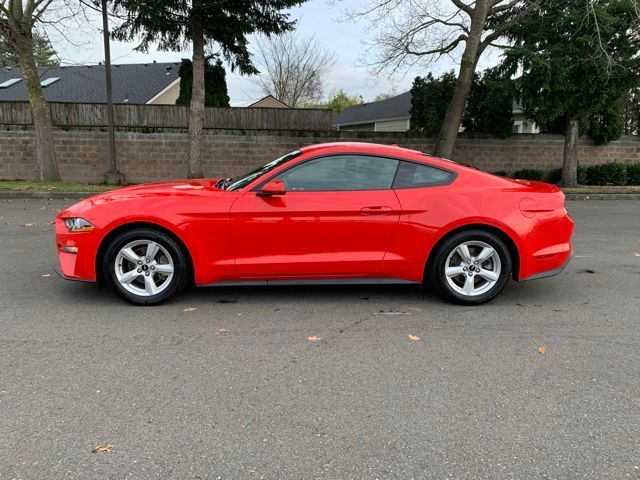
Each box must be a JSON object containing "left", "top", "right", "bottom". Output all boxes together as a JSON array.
[
  {"left": 431, "top": 230, "right": 512, "bottom": 305},
  {"left": 103, "top": 228, "right": 187, "bottom": 305}
]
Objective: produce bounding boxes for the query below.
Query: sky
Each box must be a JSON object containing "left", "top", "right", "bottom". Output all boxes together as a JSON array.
[{"left": 49, "top": 0, "right": 501, "bottom": 106}]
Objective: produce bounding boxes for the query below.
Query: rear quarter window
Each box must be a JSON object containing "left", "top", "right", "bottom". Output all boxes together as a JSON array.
[{"left": 393, "top": 161, "right": 455, "bottom": 188}]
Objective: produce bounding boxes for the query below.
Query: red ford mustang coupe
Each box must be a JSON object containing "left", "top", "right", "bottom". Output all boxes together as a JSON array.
[{"left": 55, "top": 142, "right": 574, "bottom": 305}]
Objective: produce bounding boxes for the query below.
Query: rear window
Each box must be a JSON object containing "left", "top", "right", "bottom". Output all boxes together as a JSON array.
[{"left": 393, "top": 161, "right": 455, "bottom": 188}]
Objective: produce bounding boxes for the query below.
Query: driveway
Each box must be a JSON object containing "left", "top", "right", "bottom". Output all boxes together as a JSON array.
[{"left": 1, "top": 199, "right": 638, "bottom": 479}]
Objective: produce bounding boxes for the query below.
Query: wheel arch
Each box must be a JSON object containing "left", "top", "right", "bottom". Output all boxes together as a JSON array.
[
  {"left": 425, "top": 223, "right": 521, "bottom": 281},
  {"left": 95, "top": 221, "right": 195, "bottom": 286}
]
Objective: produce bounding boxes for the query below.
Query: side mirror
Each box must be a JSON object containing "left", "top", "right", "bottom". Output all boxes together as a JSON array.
[{"left": 258, "top": 179, "right": 286, "bottom": 196}]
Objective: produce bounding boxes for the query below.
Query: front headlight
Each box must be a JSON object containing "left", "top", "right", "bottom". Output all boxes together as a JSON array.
[{"left": 63, "top": 217, "right": 95, "bottom": 232}]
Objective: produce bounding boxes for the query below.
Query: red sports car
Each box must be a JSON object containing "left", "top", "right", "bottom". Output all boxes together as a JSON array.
[{"left": 55, "top": 142, "right": 574, "bottom": 305}]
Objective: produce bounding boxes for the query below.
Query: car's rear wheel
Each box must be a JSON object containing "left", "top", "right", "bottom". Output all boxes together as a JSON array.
[
  {"left": 103, "top": 228, "right": 188, "bottom": 305},
  {"left": 429, "top": 230, "right": 512, "bottom": 305}
]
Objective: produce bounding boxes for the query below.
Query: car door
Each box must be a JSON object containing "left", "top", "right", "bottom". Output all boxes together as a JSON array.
[{"left": 229, "top": 154, "right": 402, "bottom": 278}]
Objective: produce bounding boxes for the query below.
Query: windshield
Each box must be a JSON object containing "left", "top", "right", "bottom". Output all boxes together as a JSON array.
[{"left": 226, "top": 150, "right": 302, "bottom": 191}]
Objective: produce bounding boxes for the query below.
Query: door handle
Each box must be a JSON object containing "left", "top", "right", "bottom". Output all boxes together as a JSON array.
[{"left": 360, "top": 206, "right": 393, "bottom": 215}]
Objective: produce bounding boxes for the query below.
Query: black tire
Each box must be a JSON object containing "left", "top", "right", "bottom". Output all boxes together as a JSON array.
[
  {"left": 428, "top": 229, "right": 512, "bottom": 305},
  {"left": 102, "top": 227, "right": 189, "bottom": 305}
]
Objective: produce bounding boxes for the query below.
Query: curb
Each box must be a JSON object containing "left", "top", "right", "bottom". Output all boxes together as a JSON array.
[
  {"left": 2, "top": 191, "right": 640, "bottom": 201},
  {"left": 564, "top": 193, "right": 640, "bottom": 200}
]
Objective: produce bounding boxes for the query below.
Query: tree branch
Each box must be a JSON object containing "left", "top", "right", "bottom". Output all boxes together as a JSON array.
[{"left": 450, "top": 0, "right": 472, "bottom": 15}]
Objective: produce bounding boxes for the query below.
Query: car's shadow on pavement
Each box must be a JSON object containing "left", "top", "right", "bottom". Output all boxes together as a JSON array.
[{"left": 53, "top": 276, "right": 571, "bottom": 310}]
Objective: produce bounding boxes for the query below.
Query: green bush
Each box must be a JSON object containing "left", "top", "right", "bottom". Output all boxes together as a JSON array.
[
  {"left": 491, "top": 170, "right": 509, "bottom": 177},
  {"left": 513, "top": 168, "right": 544, "bottom": 181},
  {"left": 577, "top": 164, "right": 587, "bottom": 185},
  {"left": 585, "top": 162, "right": 627, "bottom": 185},
  {"left": 547, "top": 166, "right": 586, "bottom": 184},
  {"left": 547, "top": 168, "right": 563, "bottom": 184},
  {"left": 626, "top": 163, "right": 640, "bottom": 186}
]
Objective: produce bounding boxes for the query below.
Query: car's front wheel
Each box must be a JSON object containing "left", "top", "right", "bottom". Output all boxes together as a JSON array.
[
  {"left": 429, "top": 230, "right": 512, "bottom": 305},
  {"left": 103, "top": 228, "right": 189, "bottom": 305}
]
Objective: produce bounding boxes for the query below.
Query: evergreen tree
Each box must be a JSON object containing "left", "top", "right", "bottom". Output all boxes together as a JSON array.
[
  {"left": 0, "top": 32, "right": 58, "bottom": 68},
  {"left": 176, "top": 58, "right": 230, "bottom": 108},
  {"left": 112, "top": 0, "right": 306, "bottom": 178},
  {"left": 501, "top": 0, "right": 640, "bottom": 186}
]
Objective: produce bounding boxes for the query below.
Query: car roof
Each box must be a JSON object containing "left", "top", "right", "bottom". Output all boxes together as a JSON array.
[{"left": 299, "top": 142, "right": 425, "bottom": 158}]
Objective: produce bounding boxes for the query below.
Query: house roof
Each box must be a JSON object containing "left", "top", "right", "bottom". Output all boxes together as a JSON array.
[
  {"left": 248, "top": 95, "right": 290, "bottom": 108},
  {"left": 0, "top": 62, "right": 180, "bottom": 104},
  {"left": 333, "top": 91, "right": 411, "bottom": 126}
]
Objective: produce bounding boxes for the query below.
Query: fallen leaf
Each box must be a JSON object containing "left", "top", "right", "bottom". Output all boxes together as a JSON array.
[
  {"left": 216, "top": 327, "right": 227, "bottom": 335},
  {"left": 633, "top": 252, "right": 640, "bottom": 257},
  {"left": 538, "top": 346, "right": 546, "bottom": 354},
  {"left": 91, "top": 444, "right": 114, "bottom": 453},
  {"left": 42, "top": 274, "right": 51, "bottom": 277},
  {"left": 22, "top": 223, "right": 35, "bottom": 227},
  {"left": 182, "top": 307, "right": 197, "bottom": 312},
  {"left": 307, "top": 335, "right": 321, "bottom": 342},
  {"left": 408, "top": 334, "right": 420, "bottom": 341}
]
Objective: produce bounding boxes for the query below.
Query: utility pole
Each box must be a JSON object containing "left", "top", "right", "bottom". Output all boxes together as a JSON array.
[{"left": 101, "top": 0, "right": 123, "bottom": 185}]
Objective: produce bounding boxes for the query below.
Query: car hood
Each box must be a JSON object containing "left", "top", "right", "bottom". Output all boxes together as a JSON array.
[
  {"left": 58, "top": 178, "right": 223, "bottom": 218},
  {"left": 101, "top": 178, "right": 222, "bottom": 198}
]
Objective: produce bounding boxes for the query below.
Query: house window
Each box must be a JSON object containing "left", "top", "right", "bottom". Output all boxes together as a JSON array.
[
  {"left": 0, "top": 78, "right": 21, "bottom": 88},
  {"left": 40, "top": 77, "right": 60, "bottom": 87}
]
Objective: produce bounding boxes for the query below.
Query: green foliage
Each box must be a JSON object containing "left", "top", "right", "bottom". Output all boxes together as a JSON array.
[
  {"left": 308, "top": 89, "right": 363, "bottom": 114},
  {"left": 587, "top": 98, "right": 625, "bottom": 144},
  {"left": 626, "top": 163, "right": 640, "bottom": 185},
  {"left": 410, "top": 71, "right": 456, "bottom": 136},
  {"left": 513, "top": 169, "right": 544, "bottom": 181},
  {"left": 176, "top": 58, "right": 230, "bottom": 107},
  {"left": 462, "top": 69, "right": 515, "bottom": 139},
  {"left": 622, "top": 87, "right": 640, "bottom": 135},
  {"left": 491, "top": 170, "right": 508, "bottom": 177},
  {"left": 501, "top": 0, "right": 640, "bottom": 144},
  {"left": 548, "top": 168, "right": 563, "bottom": 184},
  {"left": 577, "top": 164, "right": 587, "bottom": 185},
  {"left": 111, "top": 0, "right": 306, "bottom": 75},
  {"left": 374, "top": 93, "right": 395, "bottom": 102},
  {"left": 0, "top": 33, "right": 59, "bottom": 67},
  {"left": 411, "top": 69, "right": 515, "bottom": 138},
  {"left": 585, "top": 162, "right": 628, "bottom": 185}
]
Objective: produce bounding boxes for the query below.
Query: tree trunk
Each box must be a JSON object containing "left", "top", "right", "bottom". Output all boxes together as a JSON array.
[
  {"left": 434, "top": 1, "right": 490, "bottom": 159},
  {"left": 561, "top": 117, "right": 579, "bottom": 187},
  {"left": 188, "top": 21, "right": 205, "bottom": 179},
  {"left": 15, "top": 32, "right": 60, "bottom": 181}
]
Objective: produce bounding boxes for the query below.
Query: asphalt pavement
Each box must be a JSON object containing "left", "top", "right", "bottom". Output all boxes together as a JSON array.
[{"left": 1, "top": 198, "right": 639, "bottom": 479}]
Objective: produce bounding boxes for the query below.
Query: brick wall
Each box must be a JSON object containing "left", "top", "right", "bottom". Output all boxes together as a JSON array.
[{"left": 1, "top": 127, "right": 639, "bottom": 183}]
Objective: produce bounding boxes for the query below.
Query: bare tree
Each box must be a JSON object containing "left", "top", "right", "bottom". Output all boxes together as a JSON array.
[
  {"left": 343, "top": 0, "right": 535, "bottom": 159},
  {"left": 1, "top": 0, "right": 61, "bottom": 181},
  {"left": 252, "top": 32, "right": 336, "bottom": 108}
]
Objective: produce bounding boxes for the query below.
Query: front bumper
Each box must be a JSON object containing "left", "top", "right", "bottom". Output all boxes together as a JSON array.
[
  {"left": 54, "top": 266, "right": 94, "bottom": 283},
  {"left": 55, "top": 218, "right": 100, "bottom": 282}
]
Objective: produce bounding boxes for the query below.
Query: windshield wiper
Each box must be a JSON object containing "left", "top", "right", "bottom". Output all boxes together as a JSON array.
[{"left": 215, "top": 177, "right": 233, "bottom": 190}]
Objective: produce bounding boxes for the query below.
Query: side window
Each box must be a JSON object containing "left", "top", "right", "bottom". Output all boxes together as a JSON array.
[
  {"left": 393, "top": 161, "right": 454, "bottom": 188},
  {"left": 277, "top": 155, "right": 399, "bottom": 191}
]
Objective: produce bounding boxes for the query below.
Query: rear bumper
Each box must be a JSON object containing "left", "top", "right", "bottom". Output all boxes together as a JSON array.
[{"left": 518, "top": 253, "right": 572, "bottom": 282}]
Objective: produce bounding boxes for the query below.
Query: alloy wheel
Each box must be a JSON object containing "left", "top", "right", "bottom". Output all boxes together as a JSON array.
[
  {"left": 114, "top": 239, "right": 174, "bottom": 297},
  {"left": 444, "top": 241, "right": 502, "bottom": 297}
]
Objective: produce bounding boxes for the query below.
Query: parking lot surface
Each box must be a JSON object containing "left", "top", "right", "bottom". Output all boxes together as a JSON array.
[{"left": 1, "top": 199, "right": 639, "bottom": 479}]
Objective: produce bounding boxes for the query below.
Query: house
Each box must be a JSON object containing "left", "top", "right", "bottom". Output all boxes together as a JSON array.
[
  {"left": 333, "top": 92, "right": 412, "bottom": 131},
  {"left": 0, "top": 62, "right": 180, "bottom": 104},
  {"left": 333, "top": 91, "right": 539, "bottom": 134},
  {"left": 248, "top": 95, "right": 290, "bottom": 108}
]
